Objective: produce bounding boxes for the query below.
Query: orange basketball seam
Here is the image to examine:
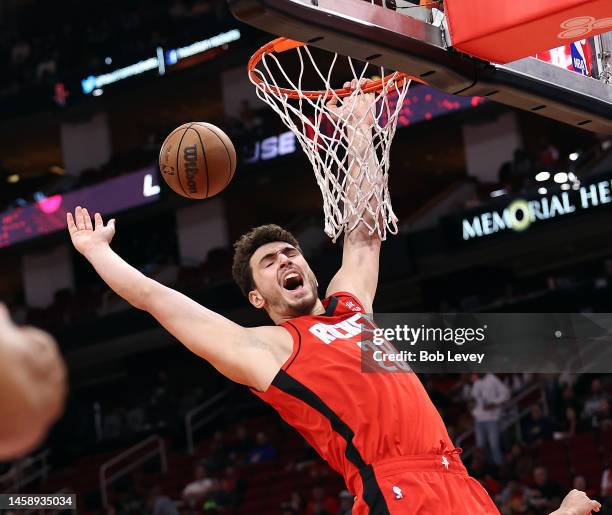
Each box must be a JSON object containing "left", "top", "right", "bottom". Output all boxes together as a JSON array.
[
  {"left": 196, "top": 123, "right": 235, "bottom": 189},
  {"left": 190, "top": 127, "right": 209, "bottom": 199}
]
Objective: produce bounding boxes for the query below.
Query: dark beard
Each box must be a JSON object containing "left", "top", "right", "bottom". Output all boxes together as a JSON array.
[{"left": 289, "top": 293, "right": 318, "bottom": 316}]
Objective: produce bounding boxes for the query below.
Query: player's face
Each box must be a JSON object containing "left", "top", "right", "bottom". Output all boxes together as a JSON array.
[{"left": 249, "top": 242, "right": 318, "bottom": 317}]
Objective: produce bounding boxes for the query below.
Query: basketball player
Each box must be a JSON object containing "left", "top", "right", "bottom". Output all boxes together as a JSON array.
[
  {"left": 66, "top": 86, "right": 598, "bottom": 515},
  {"left": 0, "top": 303, "right": 67, "bottom": 459}
]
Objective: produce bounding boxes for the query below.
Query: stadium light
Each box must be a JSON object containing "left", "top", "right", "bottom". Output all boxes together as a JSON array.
[
  {"left": 553, "top": 172, "right": 568, "bottom": 183},
  {"left": 569, "top": 152, "right": 579, "bottom": 161},
  {"left": 535, "top": 171, "right": 550, "bottom": 182},
  {"left": 489, "top": 189, "right": 507, "bottom": 198},
  {"left": 561, "top": 183, "right": 570, "bottom": 191},
  {"left": 538, "top": 187, "right": 547, "bottom": 194},
  {"left": 81, "top": 30, "right": 241, "bottom": 95}
]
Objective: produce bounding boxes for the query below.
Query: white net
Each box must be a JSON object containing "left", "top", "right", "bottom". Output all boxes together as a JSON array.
[{"left": 249, "top": 39, "right": 411, "bottom": 242}]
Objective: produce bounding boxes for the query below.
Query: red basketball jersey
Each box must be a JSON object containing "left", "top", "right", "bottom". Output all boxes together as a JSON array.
[{"left": 252, "top": 292, "right": 456, "bottom": 511}]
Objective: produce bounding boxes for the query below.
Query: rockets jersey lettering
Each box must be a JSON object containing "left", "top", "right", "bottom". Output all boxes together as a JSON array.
[{"left": 252, "top": 292, "right": 453, "bottom": 498}]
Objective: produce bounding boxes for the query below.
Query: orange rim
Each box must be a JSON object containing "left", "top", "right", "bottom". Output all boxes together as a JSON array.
[{"left": 248, "top": 37, "right": 422, "bottom": 100}]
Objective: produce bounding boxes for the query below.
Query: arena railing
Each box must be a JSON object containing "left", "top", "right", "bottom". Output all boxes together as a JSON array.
[
  {"left": 185, "top": 386, "right": 234, "bottom": 455},
  {"left": 99, "top": 434, "right": 167, "bottom": 508},
  {"left": 0, "top": 449, "right": 51, "bottom": 494},
  {"left": 455, "top": 379, "right": 549, "bottom": 460}
]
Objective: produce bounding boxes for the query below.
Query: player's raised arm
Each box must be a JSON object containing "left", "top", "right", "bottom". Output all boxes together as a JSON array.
[
  {"left": 66, "top": 207, "right": 287, "bottom": 391},
  {"left": 326, "top": 80, "right": 382, "bottom": 311}
]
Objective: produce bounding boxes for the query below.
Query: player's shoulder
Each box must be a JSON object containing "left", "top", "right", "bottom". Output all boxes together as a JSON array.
[{"left": 326, "top": 290, "right": 367, "bottom": 314}]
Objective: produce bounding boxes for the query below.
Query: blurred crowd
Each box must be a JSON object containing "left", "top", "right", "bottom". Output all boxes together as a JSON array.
[
  {"left": 452, "top": 373, "right": 612, "bottom": 515},
  {"left": 0, "top": 0, "right": 233, "bottom": 113}
]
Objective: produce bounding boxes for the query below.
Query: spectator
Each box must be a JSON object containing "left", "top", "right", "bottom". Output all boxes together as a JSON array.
[
  {"left": 229, "top": 424, "right": 254, "bottom": 457},
  {"left": 498, "top": 480, "right": 531, "bottom": 514},
  {"left": 281, "top": 491, "right": 305, "bottom": 514},
  {"left": 286, "top": 440, "right": 318, "bottom": 472},
  {"left": 246, "top": 431, "right": 277, "bottom": 464},
  {"left": 505, "top": 443, "right": 534, "bottom": 484},
  {"left": 589, "top": 399, "right": 612, "bottom": 431},
  {"left": 210, "top": 465, "right": 239, "bottom": 508},
  {"left": 601, "top": 452, "right": 612, "bottom": 498},
  {"left": 522, "top": 404, "right": 553, "bottom": 445},
  {"left": 337, "top": 490, "right": 354, "bottom": 515},
  {"left": 572, "top": 475, "right": 596, "bottom": 499},
  {"left": 555, "top": 406, "right": 578, "bottom": 439},
  {"left": 204, "top": 431, "right": 229, "bottom": 473},
  {"left": 305, "top": 485, "right": 339, "bottom": 515},
  {"left": 147, "top": 485, "right": 179, "bottom": 515},
  {"left": 536, "top": 141, "right": 560, "bottom": 168},
  {"left": 509, "top": 149, "right": 533, "bottom": 192},
  {"left": 11, "top": 39, "right": 30, "bottom": 65},
  {"left": 182, "top": 462, "right": 218, "bottom": 508},
  {"left": 471, "top": 373, "right": 510, "bottom": 466},
  {"left": 470, "top": 448, "right": 492, "bottom": 480},
  {"left": 527, "top": 466, "right": 564, "bottom": 514},
  {"left": 555, "top": 385, "right": 579, "bottom": 423},
  {"left": 582, "top": 378, "right": 609, "bottom": 420}
]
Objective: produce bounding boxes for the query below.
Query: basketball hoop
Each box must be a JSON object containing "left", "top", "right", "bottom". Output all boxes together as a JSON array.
[{"left": 248, "top": 37, "right": 417, "bottom": 241}]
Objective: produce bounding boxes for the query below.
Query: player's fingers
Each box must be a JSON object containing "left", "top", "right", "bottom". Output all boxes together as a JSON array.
[
  {"left": 94, "top": 213, "right": 103, "bottom": 230},
  {"left": 66, "top": 212, "right": 78, "bottom": 235},
  {"left": 0, "top": 302, "right": 8, "bottom": 319},
  {"left": 82, "top": 208, "right": 93, "bottom": 231},
  {"left": 0, "top": 303, "right": 20, "bottom": 337},
  {"left": 108, "top": 219, "right": 116, "bottom": 231},
  {"left": 326, "top": 93, "right": 339, "bottom": 107},
  {"left": 75, "top": 206, "right": 85, "bottom": 230},
  {"left": 593, "top": 500, "right": 602, "bottom": 511}
]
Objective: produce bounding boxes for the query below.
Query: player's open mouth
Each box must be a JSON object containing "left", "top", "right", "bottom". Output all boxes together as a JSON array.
[{"left": 282, "top": 272, "right": 304, "bottom": 292}]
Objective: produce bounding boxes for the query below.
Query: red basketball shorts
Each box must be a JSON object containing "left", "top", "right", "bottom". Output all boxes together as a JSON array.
[{"left": 348, "top": 454, "right": 501, "bottom": 514}]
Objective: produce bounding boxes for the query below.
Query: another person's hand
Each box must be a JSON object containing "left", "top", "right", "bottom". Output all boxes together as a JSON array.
[
  {"left": 551, "top": 489, "right": 601, "bottom": 515},
  {"left": 0, "top": 304, "right": 67, "bottom": 459},
  {"left": 67, "top": 206, "right": 115, "bottom": 256}
]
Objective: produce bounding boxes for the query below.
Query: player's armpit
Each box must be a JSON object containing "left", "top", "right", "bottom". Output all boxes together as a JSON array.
[{"left": 142, "top": 283, "right": 292, "bottom": 390}]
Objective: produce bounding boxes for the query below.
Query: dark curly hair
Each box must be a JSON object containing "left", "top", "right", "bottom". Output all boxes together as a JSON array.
[{"left": 232, "top": 224, "right": 301, "bottom": 296}]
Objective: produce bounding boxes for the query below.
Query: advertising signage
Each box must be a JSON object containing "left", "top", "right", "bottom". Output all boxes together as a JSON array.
[
  {"left": 0, "top": 167, "right": 160, "bottom": 248},
  {"left": 445, "top": 174, "right": 612, "bottom": 244}
]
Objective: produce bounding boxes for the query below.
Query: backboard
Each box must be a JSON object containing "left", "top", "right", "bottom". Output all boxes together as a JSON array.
[{"left": 229, "top": 0, "right": 612, "bottom": 134}]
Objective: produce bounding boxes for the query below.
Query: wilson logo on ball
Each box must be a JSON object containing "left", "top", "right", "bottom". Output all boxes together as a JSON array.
[{"left": 183, "top": 144, "right": 199, "bottom": 194}]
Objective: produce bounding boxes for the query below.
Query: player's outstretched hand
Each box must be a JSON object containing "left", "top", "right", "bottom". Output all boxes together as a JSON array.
[
  {"left": 67, "top": 206, "right": 115, "bottom": 256},
  {"left": 551, "top": 489, "right": 601, "bottom": 515}
]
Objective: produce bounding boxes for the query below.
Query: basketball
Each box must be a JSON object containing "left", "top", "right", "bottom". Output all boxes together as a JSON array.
[{"left": 159, "top": 122, "right": 236, "bottom": 199}]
